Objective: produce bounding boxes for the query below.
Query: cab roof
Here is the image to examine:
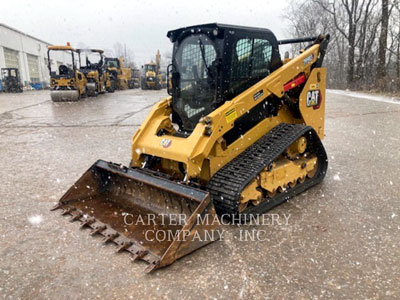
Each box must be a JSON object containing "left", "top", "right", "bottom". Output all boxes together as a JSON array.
[
  {"left": 167, "top": 23, "right": 276, "bottom": 42},
  {"left": 78, "top": 49, "right": 104, "bottom": 54},
  {"left": 48, "top": 45, "right": 77, "bottom": 51}
]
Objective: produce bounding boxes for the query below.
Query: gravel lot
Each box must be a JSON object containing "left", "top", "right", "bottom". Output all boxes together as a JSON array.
[{"left": 1, "top": 89, "right": 399, "bottom": 299}]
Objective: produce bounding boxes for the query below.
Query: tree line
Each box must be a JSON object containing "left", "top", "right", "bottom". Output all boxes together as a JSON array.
[{"left": 285, "top": 0, "right": 399, "bottom": 92}]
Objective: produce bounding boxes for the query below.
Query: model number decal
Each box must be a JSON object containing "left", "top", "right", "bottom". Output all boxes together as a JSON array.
[
  {"left": 225, "top": 108, "right": 237, "bottom": 123},
  {"left": 303, "top": 54, "right": 314, "bottom": 65},
  {"left": 253, "top": 90, "right": 264, "bottom": 101},
  {"left": 306, "top": 90, "right": 321, "bottom": 108}
]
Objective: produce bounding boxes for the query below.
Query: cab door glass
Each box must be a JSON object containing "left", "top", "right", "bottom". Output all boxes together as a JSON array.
[{"left": 230, "top": 37, "right": 273, "bottom": 97}]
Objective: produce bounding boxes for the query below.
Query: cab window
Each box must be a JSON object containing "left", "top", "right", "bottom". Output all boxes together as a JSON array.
[{"left": 230, "top": 37, "right": 273, "bottom": 97}]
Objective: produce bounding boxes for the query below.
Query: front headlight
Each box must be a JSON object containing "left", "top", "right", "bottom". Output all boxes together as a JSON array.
[
  {"left": 51, "top": 79, "right": 56, "bottom": 85},
  {"left": 69, "top": 80, "right": 74, "bottom": 85}
]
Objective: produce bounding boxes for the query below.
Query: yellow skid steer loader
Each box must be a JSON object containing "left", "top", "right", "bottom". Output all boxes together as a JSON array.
[{"left": 52, "top": 23, "right": 330, "bottom": 272}]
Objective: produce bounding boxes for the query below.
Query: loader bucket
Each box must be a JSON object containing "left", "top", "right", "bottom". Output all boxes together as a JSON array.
[{"left": 52, "top": 160, "right": 220, "bottom": 272}]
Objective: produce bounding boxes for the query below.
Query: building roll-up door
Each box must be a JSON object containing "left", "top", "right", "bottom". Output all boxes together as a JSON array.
[
  {"left": 27, "top": 54, "right": 39, "bottom": 83},
  {"left": 4, "top": 48, "right": 20, "bottom": 69}
]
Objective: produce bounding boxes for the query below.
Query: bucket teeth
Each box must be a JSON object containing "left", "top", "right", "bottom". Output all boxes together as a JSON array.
[
  {"left": 80, "top": 217, "right": 95, "bottom": 228},
  {"left": 50, "top": 203, "right": 63, "bottom": 211},
  {"left": 131, "top": 250, "right": 147, "bottom": 262},
  {"left": 90, "top": 224, "right": 106, "bottom": 236},
  {"left": 69, "top": 212, "right": 83, "bottom": 222},
  {"left": 102, "top": 231, "right": 119, "bottom": 244},
  {"left": 51, "top": 159, "right": 218, "bottom": 273},
  {"left": 144, "top": 261, "right": 160, "bottom": 273},
  {"left": 61, "top": 207, "right": 76, "bottom": 215},
  {"left": 116, "top": 241, "right": 133, "bottom": 253}
]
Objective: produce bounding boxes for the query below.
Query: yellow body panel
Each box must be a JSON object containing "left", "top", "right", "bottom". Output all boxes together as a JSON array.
[
  {"left": 131, "top": 43, "right": 326, "bottom": 184},
  {"left": 143, "top": 69, "right": 158, "bottom": 88},
  {"left": 299, "top": 68, "right": 326, "bottom": 139},
  {"left": 48, "top": 45, "right": 76, "bottom": 51},
  {"left": 50, "top": 70, "right": 87, "bottom": 96},
  {"left": 119, "top": 67, "right": 131, "bottom": 89},
  {"left": 85, "top": 70, "right": 106, "bottom": 94},
  {"left": 142, "top": 51, "right": 162, "bottom": 89},
  {"left": 259, "top": 156, "right": 317, "bottom": 193},
  {"left": 48, "top": 44, "right": 87, "bottom": 98},
  {"left": 106, "top": 58, "right": 131, "bottom": 90}
]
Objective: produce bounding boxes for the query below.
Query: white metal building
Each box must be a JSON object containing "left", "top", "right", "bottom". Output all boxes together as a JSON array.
[{"left": 0, "top": 23, "right": 71, "bottom": 87}]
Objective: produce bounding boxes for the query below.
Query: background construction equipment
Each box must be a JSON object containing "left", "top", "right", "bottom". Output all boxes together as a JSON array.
[
  {"left": 78, "top": 49, "right": 107, "bottom": 97},
  {"left": 1, "top": 68, "right": 23, "bottom": 93},
  {"left": 47, "top": 44, "right": 87, "bottom": 101},
  {"left": 141, "top": 50, "right": 163, "bottom": 90}
]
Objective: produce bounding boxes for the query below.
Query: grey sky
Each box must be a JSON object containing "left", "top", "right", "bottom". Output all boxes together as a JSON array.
[{"left": 1, "top": 0, "right": 290, "bottom": 66}]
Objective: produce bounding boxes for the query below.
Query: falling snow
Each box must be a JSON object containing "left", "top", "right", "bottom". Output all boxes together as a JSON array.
[
  {"left": 28, "top": 215, "right": 43, "bottom": 225},
  {"left": 1, "top": 68, "right": 400, "bottom": 299}
]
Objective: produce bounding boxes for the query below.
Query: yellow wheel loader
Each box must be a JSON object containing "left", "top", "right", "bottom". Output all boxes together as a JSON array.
[
  {"left": 52, "top": 24, "right": 330, "bottom": 272},
  {"left": 141, "top": 50, "right": 162, "bottom": 90},
  {"left": 78, "top": 49, "right": 106, "bottom": 97},
  {"left": 104, "top": 57, "right": 119, "bottom": 92},
  {"left": 48, "top": 44, "right": 87, "bottom": 101},
  {"left": 104, "top": 57, "right": 131, "bottom": 90}
]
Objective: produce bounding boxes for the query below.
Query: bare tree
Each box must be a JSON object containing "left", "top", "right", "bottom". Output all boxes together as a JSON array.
[
  {"left": 389, "top": 1, "right": 400, "bottom": 89},
  {"left": 112, "top": 42, "right": 137, "bottom": 68},
  {"left": 376, "top": 0, "right": 390, "bottom": 85},
  {"left": 284, "top": 0, "right": 346, "bottom": 87},
  {"left": 285, "top": 0, "right": 400, "bottom": 92},
  {"left": 160, "top": 50, "right": 172, "bottom": 71},
  {"left": 314, "top": 0, "right": 379, "bottom": 85}
]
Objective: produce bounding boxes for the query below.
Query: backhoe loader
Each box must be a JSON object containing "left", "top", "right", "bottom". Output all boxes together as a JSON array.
[
  {"left": 52, "top": 24, "right": 329, "bottom": 272},
  {"left": 141, "top": 50, "right": 162, "bottom": 90},
  {"left": 78, "top": 49, "right": 106, "bottom": 97},
  {"left": 47, "top": 44, "right": 86, "bottom": 101}
]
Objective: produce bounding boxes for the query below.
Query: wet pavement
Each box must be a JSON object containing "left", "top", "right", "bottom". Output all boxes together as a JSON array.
[{"left": 1, "top": 89, "right": 399, "bottom": 299}]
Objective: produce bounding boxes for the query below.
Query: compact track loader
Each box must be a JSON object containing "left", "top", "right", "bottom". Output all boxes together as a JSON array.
[
  {"left": 47, "top": 44, "right": 86, "bottom": 101},
  {"left": 78, "top": 49, "right": 106, "bottom": 97},
  {"left": 53, "top": 24, "right": 329, "bottom": 272}
]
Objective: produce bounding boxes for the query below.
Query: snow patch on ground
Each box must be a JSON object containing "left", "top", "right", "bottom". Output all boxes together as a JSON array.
[{"left": 328, "top": 89, "right": 400, "bottom": 105}]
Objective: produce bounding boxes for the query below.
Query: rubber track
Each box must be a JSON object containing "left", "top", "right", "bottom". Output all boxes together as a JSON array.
[{"left": 207, "top": 123, "right": 328, "bottom": 217}]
